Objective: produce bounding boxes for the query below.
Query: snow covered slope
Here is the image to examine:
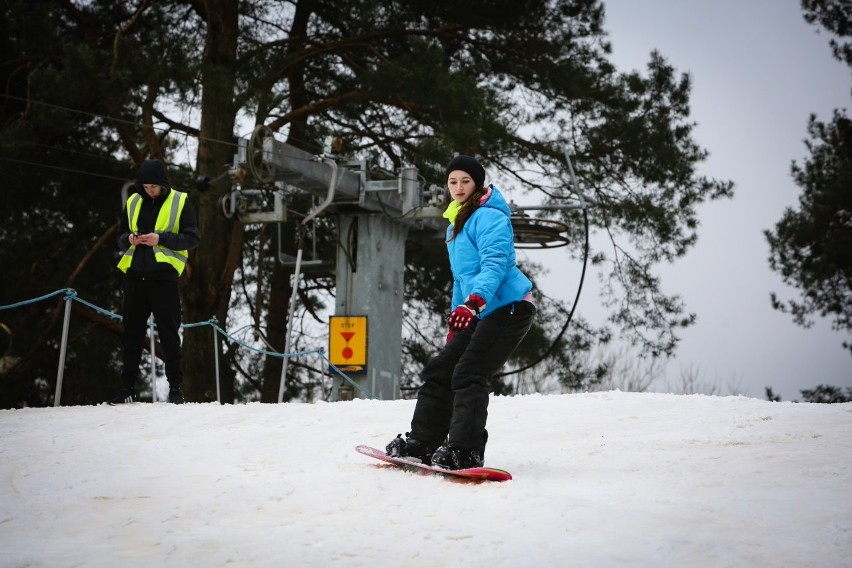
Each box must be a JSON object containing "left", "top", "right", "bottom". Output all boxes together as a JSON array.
[{"left": 1, "top": 392, "right": 849, "bottom": 567}]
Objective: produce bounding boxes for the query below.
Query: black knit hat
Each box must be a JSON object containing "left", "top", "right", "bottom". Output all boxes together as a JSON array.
[
  {"left": 445, "top": 155, "right": 486, "bottom": 189},
  {"left": 136, "top": 159, "right": 170, "bottom": 187}
]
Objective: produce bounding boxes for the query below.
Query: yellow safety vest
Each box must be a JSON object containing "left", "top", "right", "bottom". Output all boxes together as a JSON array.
[{"left": 117, "top": 190, "right": 189, "bottom": 276}]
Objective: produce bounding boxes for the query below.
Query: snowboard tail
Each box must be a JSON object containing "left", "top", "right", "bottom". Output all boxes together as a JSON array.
[{"left": 355, "top": 445, "right": 512, "bottom": 482}]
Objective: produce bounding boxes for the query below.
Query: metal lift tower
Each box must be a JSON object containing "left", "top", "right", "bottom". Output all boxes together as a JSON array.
[
  {"left": 225, "top": 129, "right": 445, "bottom": 401},
  {"left": 224, "top": 128, "right": 579, "bottom": 402}
]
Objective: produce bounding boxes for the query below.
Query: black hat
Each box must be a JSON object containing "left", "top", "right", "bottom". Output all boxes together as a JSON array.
[
  {"left": 445, "top": 155, "right": 485, "bottom": 189},
  {"left": 137, "top": 159, "right": 170, "bottom": 187}
]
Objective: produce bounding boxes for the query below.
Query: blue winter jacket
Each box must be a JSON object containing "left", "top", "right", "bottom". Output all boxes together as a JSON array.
[{"left": 446, "top": 185, "right": 533, "bottom": 318}]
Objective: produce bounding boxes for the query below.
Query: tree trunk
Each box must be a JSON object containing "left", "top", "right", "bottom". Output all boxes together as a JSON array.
[
  {"left": 182, "top": 0, "right": 240, "bottom": 403},
  {"left": 259, "top": 1, "right": 314, "bottom": 403},
  {"left": 261, "top": 258, "right": 292, "bottom": 402}
]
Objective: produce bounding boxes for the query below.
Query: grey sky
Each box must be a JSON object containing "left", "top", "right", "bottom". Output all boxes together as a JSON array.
[{"left": 516, "top": 0, "right": 850, "bottom": 401}]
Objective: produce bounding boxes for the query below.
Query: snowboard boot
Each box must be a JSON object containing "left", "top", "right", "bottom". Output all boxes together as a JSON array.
[
  {"left": 431, "top": 445, "right": 484, "bottom": 470},
  {"left": 385, "top": 433, "right": 441, "bottom": 464},
  {"left": 168, "top": 387, "right": 185, "bottom": 405},
  {"left": 107, "top": 388, "right": 135, "bottom": 405},
  {"left": 431, "top": 430, "right": 488, "bottom": 470}
]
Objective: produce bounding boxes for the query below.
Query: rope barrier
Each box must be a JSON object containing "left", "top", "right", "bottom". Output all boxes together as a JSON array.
[
  {"left": 324, "top": 358, "right": 377, "bottom": 400},
  {"left": 0, "top": 288, "right": 68, "bottom": 311},
  {"left": 1, "top": 289, "right": 375, "bottom": 401}
]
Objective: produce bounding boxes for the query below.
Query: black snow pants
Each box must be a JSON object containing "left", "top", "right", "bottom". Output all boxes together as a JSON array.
[
  {"left": 121, "top": 278, "right": 184, "bottom": 390},
  {"left": 409, "top": 300, "right": 536, "bottom": 451}
]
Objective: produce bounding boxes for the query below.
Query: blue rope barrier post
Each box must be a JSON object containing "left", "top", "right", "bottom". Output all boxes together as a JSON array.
[
  {"left": 211, "top": 318, "right": 221, "bottom": 404},
  {"left": 148, "top": 315, "right": 157, "bottom": 403},
  {"left": 53, "top": 289, "right": 75, "bottom": 407}
]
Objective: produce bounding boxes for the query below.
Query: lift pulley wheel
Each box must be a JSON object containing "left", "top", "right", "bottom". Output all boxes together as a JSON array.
[{"left": 511, "top": 216, "right": 570, "bottom": 249}]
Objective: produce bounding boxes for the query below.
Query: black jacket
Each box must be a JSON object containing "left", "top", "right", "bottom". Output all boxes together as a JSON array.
[{"left": 117, "top": 185, "right": 200, "bottom": 281}]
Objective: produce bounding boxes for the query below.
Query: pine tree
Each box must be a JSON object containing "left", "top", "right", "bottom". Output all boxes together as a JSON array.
[{"left": 765, "top": 0, "right": 852, "bottom": 355}]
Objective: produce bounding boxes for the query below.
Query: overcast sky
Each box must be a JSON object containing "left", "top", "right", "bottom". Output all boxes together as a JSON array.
[{"left": 518, "top": 0, "right": 851, "bottom": 401}]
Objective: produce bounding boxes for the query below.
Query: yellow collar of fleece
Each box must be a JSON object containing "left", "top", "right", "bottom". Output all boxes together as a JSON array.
[{"left": 443, "top": 200, "right": 462, "bottom": 225}]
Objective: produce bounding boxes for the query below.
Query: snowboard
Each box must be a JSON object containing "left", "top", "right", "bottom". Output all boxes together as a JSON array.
[{"left": 355, "top": 445, "right": 512, "bottom": 482}]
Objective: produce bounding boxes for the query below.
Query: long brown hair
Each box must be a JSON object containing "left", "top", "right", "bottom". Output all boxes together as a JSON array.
[{"left": 448, "top": 187, "right": 486, "bottom": 242}]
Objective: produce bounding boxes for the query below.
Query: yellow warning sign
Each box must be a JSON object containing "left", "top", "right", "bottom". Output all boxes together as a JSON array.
[{"left": 329, "top": 316, "right": 367, "bottom": 367}]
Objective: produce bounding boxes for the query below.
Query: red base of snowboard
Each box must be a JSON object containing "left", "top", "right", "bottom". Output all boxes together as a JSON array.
[{"left": 355, "top": 445, "right": 512, "bottom": 482}]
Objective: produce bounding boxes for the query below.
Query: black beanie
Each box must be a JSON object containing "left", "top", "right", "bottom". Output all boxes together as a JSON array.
[
  {"left": 137, "top": 159, "right": 170, "bottom": 187},
  {"left": 445, "top": 155, "right": 486, "bottom": 189}
]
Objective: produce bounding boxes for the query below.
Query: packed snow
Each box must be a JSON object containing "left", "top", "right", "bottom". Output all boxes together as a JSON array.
[{"left": 1, "top": 391, "right": 850, "bottom": 567}]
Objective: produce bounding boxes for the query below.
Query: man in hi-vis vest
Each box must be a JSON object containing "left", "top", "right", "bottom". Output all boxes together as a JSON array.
[{"left": 109, "top": 159, "right": 200, "bottom": 405}]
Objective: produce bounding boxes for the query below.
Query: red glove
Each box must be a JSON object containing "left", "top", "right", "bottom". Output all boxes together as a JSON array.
[
  {"left": 447, "top": 294, "right": 486, "bottom": 332},
  {"left": 446, "top": 330, "right": 455, "bottom": 344}
]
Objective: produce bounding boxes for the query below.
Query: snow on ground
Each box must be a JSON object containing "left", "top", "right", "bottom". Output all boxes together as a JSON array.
[{"left": 1, "top": 391, "right": 850, "bottom": 567}]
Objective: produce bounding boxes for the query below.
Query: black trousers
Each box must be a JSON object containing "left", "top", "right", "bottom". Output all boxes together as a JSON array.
[
  {"left": 121, "top": 278, "right": 184, "bottom": 389},
  {"left": 410, "top": 300, "right": 536, "bottom": 450}
]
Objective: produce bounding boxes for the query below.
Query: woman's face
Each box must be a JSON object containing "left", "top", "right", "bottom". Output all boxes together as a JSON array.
[{"left": 447, "top": 170, "right": 477, "bottom": 204}]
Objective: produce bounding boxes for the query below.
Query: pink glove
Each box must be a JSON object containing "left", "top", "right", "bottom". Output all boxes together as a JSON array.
[{"left": 447, "top": 294, "right": 486, "bottom": 332}]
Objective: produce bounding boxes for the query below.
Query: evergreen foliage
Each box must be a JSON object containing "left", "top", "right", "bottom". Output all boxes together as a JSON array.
[
  {"left": 765, "top": 0, "right": 852, "bottom": 355},
  {"left": 799, "top": 384, "right": 852, "bottom": 403}
]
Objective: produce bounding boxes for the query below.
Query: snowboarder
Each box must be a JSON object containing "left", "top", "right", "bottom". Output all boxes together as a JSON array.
[{"left": 387, "top": 155, "right": 535, "bottom": 469}]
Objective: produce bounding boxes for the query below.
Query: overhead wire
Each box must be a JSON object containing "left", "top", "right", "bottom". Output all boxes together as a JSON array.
[
  {"left": 0, "top": 156, "right": 131, "bottom": 182},
  {"left": 0, "top": 92, "right": 250, "bottom": 182},
  {"left": 0, "top": 93, "right": 240, "bottom": 149},
  {"left": 0, "top": 93, "right": 441, "bottom": 184},
  {"left": 497, "top": 152, "right": 592, "bottom": 378}
]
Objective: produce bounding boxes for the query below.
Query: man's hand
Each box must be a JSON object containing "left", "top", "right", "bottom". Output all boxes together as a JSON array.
[
  {"left": 447, "top": 294, "right": 486, "bottom": 331},
  {"left": 133, "top": 232, "right": 160, "bottom": 246}
]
